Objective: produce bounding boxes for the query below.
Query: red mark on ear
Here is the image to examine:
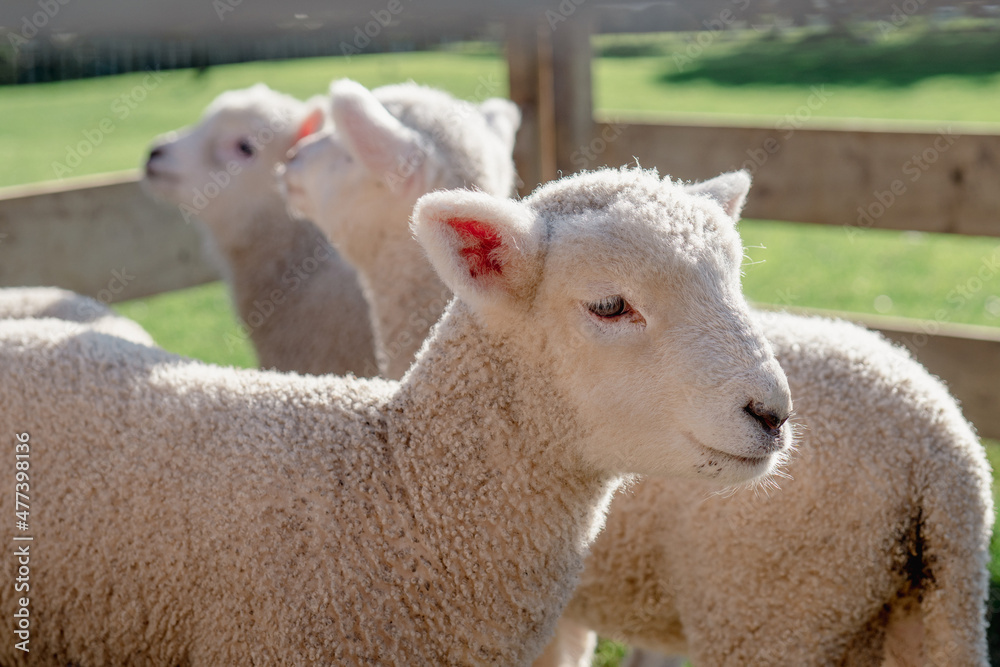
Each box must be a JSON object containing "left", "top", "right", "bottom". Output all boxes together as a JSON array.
[
  {"left": 448, "top": 218, "right": 503, "bottom": 278},
  {"left": 294, "top": 110, "right": 324, "bottom": 144}
]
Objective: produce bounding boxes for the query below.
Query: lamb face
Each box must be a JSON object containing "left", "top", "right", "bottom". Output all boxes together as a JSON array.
[
  {"left": 143, "top": 83, "right": 324, "bottom": 237},
  {"left": 281, "top": 78, "right": 519, "bottom": 266},
  {"left": 280, "top": 127, "right": 381, "bottom": 258},
  {"left": 414, "top": 168, "right": 792, "bottom": 485}
]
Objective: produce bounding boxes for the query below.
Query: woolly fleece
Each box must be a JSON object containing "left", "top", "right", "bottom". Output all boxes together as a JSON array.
[
  {"left": 0, "top": 286, "right": 154, "bottom": 345},
  {"left": 0, "top": 168, "right": 787, "bottom": 665},
  {"left": 292, "top": 146, "right": 992, "bottom": 663}
]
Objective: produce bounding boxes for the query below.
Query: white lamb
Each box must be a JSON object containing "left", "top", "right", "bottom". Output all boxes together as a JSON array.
[
  {"left": 549, "top": 307, "right": 992, "bottom": 667},
  {"left": 289, "top": 136, "right": 993, "bottom": 664},
  {"left": 0, "top": 168, "right": 792, "bottom": 665},
  {"left": 281, "top": 78, "right": 520, "bottom": 379},
  {"left": 143, "top": 83, "right": 378, "bottom": 376},
  {"left": 0, "top": 286, "right": 154, "bottom": 345}
]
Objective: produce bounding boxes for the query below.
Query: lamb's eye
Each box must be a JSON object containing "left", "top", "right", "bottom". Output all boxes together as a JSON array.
[
  {"left": 237, "top": 139, "right": 255, "bottom": 157},
  {"left": 587, "top": 295, "right": 630, "bottom": 319}
]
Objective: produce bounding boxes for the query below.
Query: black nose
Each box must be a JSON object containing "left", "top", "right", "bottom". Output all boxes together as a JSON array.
[
  {"left": 744, "top": 401, "right": 787, "bottom": 436},
  {"left": 148, "top": 146, "right": 164, "bottom": 161}
]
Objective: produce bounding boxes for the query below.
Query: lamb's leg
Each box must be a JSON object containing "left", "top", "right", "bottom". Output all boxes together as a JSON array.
[{"left": 532, "top": 618, "right": 598, "bottom": 667}]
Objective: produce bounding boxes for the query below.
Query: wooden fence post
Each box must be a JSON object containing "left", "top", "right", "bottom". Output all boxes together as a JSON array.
[
  {"left": 551, "top": 8, "right": 595, "bottom": 176},
  {"left": 505, "top": 15, "right": 557, "bottom": 197}
]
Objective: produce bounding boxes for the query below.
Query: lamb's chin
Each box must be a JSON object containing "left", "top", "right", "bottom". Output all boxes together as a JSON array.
[
  {"left": 687, "top": 442, "right": 780, "bottom": 486},
  {"left": 140, "top": 176, "right": 181, "bottom": 204}
]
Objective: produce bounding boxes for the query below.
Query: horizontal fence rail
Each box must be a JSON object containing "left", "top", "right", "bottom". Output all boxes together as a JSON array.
[
  {"left": 594, "top": 117, "right": 1000, "bottom": 238},
  {"left": 0, "top": 171, "right": 218, "bottom": 302}
]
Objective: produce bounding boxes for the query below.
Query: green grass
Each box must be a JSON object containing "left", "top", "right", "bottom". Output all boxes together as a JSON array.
[
  {"left": 5, "top": 28, "right": 1000, "bottom": 190},
  {"left": 594, "top": 638, "right": 631, "bottom": 666},
  {"left": 593, "top": 28, "right": 1000, "bottom": 124},
  {"left": 741, "top": 221, "right": 1000, "bottom": 326},
  {"left": 113, "top": 282, "right": 257, "bottom": 369},
  {"left": 5, "top": 26, "right": 1000, "bottom": 664},
  {"left": 0, "top": 52, "right": 507, "bottom": 189}
]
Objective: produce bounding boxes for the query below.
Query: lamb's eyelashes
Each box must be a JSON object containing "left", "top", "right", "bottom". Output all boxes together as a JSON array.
[
  {"left": 581, "top": 296, "right": 646, "bottom": 330},
  {"left": 585, "top": 295, "right": 628, "bottom": 318}
]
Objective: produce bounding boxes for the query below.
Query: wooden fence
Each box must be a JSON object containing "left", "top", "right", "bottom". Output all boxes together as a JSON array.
[
  {"left": 1, "top": 11, "right": 998, "bottom": 438},
  {"left": 505, "top": 12, "right": 1000, "bottom": 440}
]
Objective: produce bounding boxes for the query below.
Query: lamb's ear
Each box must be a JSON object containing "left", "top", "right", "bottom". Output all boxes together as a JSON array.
[
  {"left": 294, "top": 97, "right": 328, "bottom": 145},
  {"left": 684, "top": 170, "right": 751, "bottom": 221},
  {"left": 329, "top": 78, "right": 423, "bottom": 184},
  {"left": 413, "top": 189, "right": 541, "bottom": 311},
  {"left": 480, "top": 98, "right": 521, "bottom": 152}
]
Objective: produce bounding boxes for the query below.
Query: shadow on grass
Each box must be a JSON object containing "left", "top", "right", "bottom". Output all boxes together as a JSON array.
[{"left": 664, "top": 30, "right": 1000, "bottom": 87}]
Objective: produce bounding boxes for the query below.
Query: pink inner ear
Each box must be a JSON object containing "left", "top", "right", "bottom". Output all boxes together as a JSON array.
[
  {"left": 294, "top": 111, "right": 324, "bottom": 144},
  {"left": 449, "top": 218, "right": 503, "bottom": 278}
]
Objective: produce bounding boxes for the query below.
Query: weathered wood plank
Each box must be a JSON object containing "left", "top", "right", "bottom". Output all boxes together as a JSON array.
[
  {"left": 761, "top": 305, "right": 1000, "bottom": 441},
  {"left": 550, "top": 9, "right": 595, "bottom": 175},
  {"left": 506, "top": 15, "right": 556, "bottom": 197},
  {"left": 595, "top": 118, "right": 1000, "bottom": 238},
  {"left": 0, "top": 171, "right": 219, "bottom": 302}
]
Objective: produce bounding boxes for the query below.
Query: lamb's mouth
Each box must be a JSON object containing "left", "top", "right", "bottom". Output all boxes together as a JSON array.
[{"left": 683, "top": 430, "right": 771, "bottom": 468}]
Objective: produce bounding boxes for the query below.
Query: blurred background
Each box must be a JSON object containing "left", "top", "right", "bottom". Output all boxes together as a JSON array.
[{"left": 2, "top": 1, "right": 999, "bottom": 664}]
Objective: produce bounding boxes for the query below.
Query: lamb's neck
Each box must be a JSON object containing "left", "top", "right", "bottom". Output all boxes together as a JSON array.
[
  {"left": 388, "top": 304, "right": 621, "bottom": 662},
  {"left": 202, "top": 199, "right": 328, "bottom": 328},
  {"left": 357, "top": 224, "right": 449, "bottom": 380}
]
